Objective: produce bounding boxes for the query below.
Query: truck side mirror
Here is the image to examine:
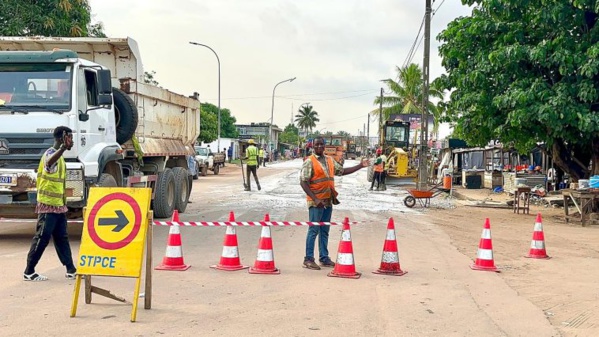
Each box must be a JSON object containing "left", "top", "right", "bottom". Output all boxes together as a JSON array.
[
  {"left": 79, "top": 112, "right": 89, "bottom": 122},
  {"left": 97, "top": 94, "right": 112, "bottom": 106},
  {"left": 97, "top": 69, "right": 112, "bottom": 95}
]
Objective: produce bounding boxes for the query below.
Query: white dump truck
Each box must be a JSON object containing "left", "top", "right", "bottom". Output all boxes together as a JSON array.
[{"left": 0, "top": 37, "right": 199, "bottom": 219}]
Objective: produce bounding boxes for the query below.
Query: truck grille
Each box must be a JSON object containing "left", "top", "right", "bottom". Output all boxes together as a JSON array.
[{"left": 0, "top": 133, "right": 54, "bottom": 162}]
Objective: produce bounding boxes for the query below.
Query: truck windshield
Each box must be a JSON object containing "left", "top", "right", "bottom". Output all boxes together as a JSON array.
[
  {"left": 0, "top": 63, "right": 72, "bottom": 112},
  {"left": 195, "top": 147, "right": 208, "bottom": 156},
  {"left": 385, "top": 125, "right": 408, "bottom": 143}
]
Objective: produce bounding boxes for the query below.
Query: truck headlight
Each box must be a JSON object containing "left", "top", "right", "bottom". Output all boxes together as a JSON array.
[{"left": 66, "top": 169, "right": 83, "bottom": 181}]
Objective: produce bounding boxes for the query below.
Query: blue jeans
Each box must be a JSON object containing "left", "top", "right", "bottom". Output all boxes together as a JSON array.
[{"left": 305, "top": 206, "right": 333, "bottom": 262}]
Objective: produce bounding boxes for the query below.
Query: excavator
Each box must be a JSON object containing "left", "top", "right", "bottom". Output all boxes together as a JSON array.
[{"left": 380, "top": 120, "right": 418, "bottom": 183}]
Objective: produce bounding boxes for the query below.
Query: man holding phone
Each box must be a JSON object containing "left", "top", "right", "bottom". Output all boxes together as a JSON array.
[{"left": 23, "top": 126, "right": 77, "bottom": 281}]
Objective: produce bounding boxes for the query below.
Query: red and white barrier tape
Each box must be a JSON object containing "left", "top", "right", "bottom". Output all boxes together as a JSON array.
[{"left": 152, "top": 221, "right": 358, "bottom": 227}]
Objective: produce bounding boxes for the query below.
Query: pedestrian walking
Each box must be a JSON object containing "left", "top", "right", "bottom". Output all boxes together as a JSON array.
[
  {"left": 243, "top": 139, "right": 261, "bottom": 191},
  {"left": 380, "top": 149, "right": 388, "bottom": 191},
  {"left": 227, "top": 146, "right": 233, "bottom": 163},
  {"left": 299, "top": 136, "right": 368, "bottom": 270},
  {"left": 258, "top": 147, "right": 264, "bottom": 167},
  {"left": 23, "top": 126, "right": 77, "bottom": 281},
  {"left": 262, "top": 147, "right": 267, "bottom": 167}
]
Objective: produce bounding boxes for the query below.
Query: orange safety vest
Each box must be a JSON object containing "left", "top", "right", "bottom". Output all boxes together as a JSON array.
[
  {"left": 306, "top": 154, "right": 335, "bottom": 202},
  {"left": 374, "top": 159, "right": 384, "bottom": 173}
]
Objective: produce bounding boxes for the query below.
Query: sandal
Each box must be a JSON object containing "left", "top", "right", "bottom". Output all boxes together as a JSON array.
[
  {"left": 65, "top": 272, "right": 77, "bottom": 280},
  {"left": 23, "top": 273, "right": 48, "bottom": 282}
]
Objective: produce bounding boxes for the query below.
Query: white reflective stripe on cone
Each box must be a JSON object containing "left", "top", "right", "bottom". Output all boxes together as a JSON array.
[
  {"left": 534, "top": 222, "right": 543, "bottom": 231},
  {"left": 476, "top": 248, "right": 493, "bottom": 260},
  {"left": 260, "top": 227, "right": 271, "bottom": 238},
  {"left": 166, "top": 246, "right": 183, "bottom": 257},
  {"left": 221, "top": 246, "right": 239, "bottom": 258},
  {"left": 256, "top": 249, "right": 273, "bottom": 261},
  {"left": 382, "top": 251, "right": 399, "bottom": 263},
  {"left": 341, "top": 230, "right": 351, "bottom": 241},
  {"left": 169, "top": 226, "right": 181, "bottom": 235},
  {"left": 480, "top": 229, "right": 492, "bottom": 239},
  {"left": 530, "top": 240, "right": 546, "bottom": 249},
  {"left": 225, "top": 226, "right": 236, "bottom": 235},
  {"left": 386, "top": 230, "right": 396, "bottom": 240},
  {"left": 336, "top": 252, "right": 354, "bottom": 265}
]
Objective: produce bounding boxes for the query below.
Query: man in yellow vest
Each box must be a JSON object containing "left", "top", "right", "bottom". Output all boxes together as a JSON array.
[
  {"left": 299, "top": 136, "right": 368, "bottom": 269},
  {"left": 23, "top": 126, "right": 77, "bottom": 281},
  {"left": 243, "top": 139, "right": 261, "bottom": 191},
  {"left": 369, "top": 148, "right": 385, "bottom": 191},
  {"left": 258, "top": 147, "right": 265, "bottom": 167}
]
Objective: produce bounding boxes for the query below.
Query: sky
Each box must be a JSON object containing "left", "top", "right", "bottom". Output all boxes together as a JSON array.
[{"left": 88, "top": 0, "right": 472, "bottom": 138}]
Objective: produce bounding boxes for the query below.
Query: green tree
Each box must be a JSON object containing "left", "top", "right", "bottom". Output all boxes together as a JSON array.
[
  {"left": 294, "top": 104, "right": 320, "bottom": 136},
  {"left": 336, "top": 130, "right": 350, "bottom": 137},
  {"left": 198, "top": 103, "right": 217, "bottom": 144},
  {"left": 371, "top": 63, "right": 444, "bottom": 137},
  {"left": 436, "top": 0, "right": 599, "bottom": 180},
  {"left": 279, "top": 123, "right": 299, "bottom": 145},
  {"left": 143, "top": 71, "right": 159, "bottom": 86},
  {"left": 0, "top": 0, "right": 105, "bottom": 37},
  {"left": 198, "top": 102, "right": 238, "bottom": 144}
]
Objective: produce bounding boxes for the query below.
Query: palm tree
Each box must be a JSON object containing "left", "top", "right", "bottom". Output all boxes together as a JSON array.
[
  {"left": 371, "top": 63, "right": 445, "bottom": 137},
  {"left": 294, "top": 104, "right": 320, "bottom": 137}
]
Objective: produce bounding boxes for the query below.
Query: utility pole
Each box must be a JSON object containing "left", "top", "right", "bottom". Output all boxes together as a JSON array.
[
  {"left": 363, "top": 123, "right": 366, "bottom": 154},
  {"left": 379, "top": 88, "right": 383, "bottom": 146},
  {"left": 418, "top": 0, "right": 432, "bottom": 190}
]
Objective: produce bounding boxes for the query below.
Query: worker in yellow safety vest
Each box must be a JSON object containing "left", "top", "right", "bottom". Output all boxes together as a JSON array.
[
  {"left": 23, "top": 126, "right": 77, "bottom": 282},
  {"left": 243, "top": 139, "right": 261, "bottom": 191}
]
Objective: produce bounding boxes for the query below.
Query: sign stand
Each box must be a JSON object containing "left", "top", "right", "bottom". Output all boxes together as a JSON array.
[{"left": 70, "top": 188, "right": 153, "bottom": 322}]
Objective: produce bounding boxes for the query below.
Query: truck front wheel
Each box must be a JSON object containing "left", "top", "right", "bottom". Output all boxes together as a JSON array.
[
  {"left": 152, "top": 168, "right": 175, "bottom": 218},
  {"left": 201, "top": 165, "right": 208, "bottom": 176},
  {"left": 213, "top": 164, "right": 219, "bottom": 175},
  {"left": 172, "top": 167, "right": 189, "bottom": 213},
  {"left": 98, "top": 173, "right": 118, "bottom": 187}
]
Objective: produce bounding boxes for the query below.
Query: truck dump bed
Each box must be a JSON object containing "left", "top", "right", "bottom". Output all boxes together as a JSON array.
[{"left": 0, "top": 37, "right": 199, "bottom": 156}]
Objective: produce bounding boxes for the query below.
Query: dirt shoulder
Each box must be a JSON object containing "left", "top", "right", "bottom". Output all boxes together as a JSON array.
[{"left": 420, "top": 186, "right": 599, "bottom": 336}]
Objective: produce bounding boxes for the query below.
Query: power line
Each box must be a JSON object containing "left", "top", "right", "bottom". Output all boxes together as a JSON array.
[
  {"left": 207, "top": 88, "right": 377, "bottom": 101},
  {"left": 279, "top": 91, "right": 377, "bottom": 102},
  {"left": 402, "top": 15, "right": 425, "bottom": 69}
]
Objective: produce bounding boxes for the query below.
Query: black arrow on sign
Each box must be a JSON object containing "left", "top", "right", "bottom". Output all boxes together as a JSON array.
[{"left": 98, "top": 210, "right": 129, "bottom": 232}]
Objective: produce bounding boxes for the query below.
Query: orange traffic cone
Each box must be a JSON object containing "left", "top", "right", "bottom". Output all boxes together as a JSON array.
[
  {"left": 373, "top": 217, "right": 407, "bottom": 276},
  {"left": 470, "top": 218, "right": 499, "bottom": 272},
  {"left": 210, "top": 211, "right": 248, "bottom": 271},
  {"left": 155, "top": 210, "right": 191, "bottom": 271},
  {"left": 525, "top": 213, "right": 550, "bottom": 259},
  {"left": 328, "top": 217, "right": 361, "bottom": 279},
  {"left": 249, "top": 214, "right": 280, "bottom": 275}
]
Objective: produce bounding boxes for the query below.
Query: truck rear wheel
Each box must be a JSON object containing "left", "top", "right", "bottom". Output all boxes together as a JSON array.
[
  {"left": 112, "top": 88, "right": 139, "bottom": 145},
  {"left": 152, "top": 168, "right": 175, "bottom": 218},
  {"left": 213, "top": 164, "right": 219, "bottom": 175},
  {"left": 172, "top": 167, "right": 189, "bottom": 213}
]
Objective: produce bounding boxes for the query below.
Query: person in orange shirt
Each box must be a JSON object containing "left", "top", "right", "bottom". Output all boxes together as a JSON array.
[
  {"left": 299, "top": 136, "right": 368, "bottom": 270},
  {"left": 369, "top": 148, "right": 384, "bottom": 191}
]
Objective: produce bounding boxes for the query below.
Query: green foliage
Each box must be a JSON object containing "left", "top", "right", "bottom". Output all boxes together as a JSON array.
[
  {"left": 279, "top": 123, "right": 299, "bottom": 145},
  {"left": 143, "top": 71, "right": 159, "bottom": 86},
  {"left": 198, "top": 102, "right": 238, "bottom": 144},
  {"left": 295, "top": 104, "right": 320, "bottom": 134},
  {"left": 435, "top": 0, "right": 599, "bottom": 179},
  {"left": 336, "top": 130, "right": 350, "bottom": 137},
  {"left": 0, "top": 0, "right": 105, "bottom": 37}
]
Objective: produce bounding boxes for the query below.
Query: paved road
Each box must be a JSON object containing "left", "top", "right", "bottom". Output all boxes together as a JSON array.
[{"left": 0, "top": 159, "right": 558, "bottom": 336}]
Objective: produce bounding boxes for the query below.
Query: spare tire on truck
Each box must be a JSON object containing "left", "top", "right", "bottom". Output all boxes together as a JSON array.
[{"left": 112, "top": 88, "right": 138, "bottom": 144}]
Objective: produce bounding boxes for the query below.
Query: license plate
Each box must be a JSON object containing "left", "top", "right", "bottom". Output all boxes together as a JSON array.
[{"left": 0, "top": 175, "right": 14, "bottom": 185}]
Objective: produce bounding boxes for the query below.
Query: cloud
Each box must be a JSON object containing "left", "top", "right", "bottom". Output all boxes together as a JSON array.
[{"left": 88, "top": 0, "right": 471, "bottom": 135}]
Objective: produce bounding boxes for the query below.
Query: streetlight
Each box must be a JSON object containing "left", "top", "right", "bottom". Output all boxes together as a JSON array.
[
  {"left": 269, "top": 77, "right": 296, "bottom": 151},
  {"left": 189, "top": 41, "right": 221, "bottom": 152}
]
